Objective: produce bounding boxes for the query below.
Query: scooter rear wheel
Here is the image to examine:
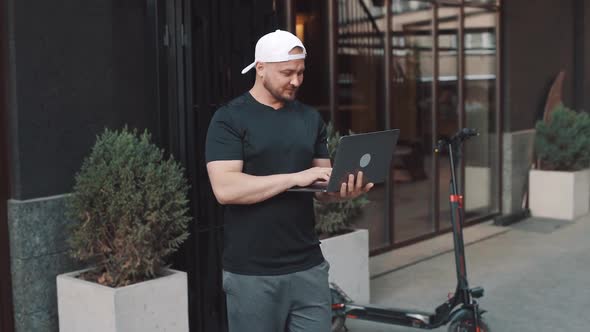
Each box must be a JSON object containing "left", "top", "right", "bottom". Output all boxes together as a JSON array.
[{"left": 448, "top": 311, "right": 490, "bottom": 332}]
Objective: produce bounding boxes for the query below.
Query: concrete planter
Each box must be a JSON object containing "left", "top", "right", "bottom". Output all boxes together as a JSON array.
[
  {"left": 529, "top": 168, "right": 590, "bottom": 220},
  {"left": 57, "top": 268, "right": 189, "bottom": 332},
  {"left": 320, "top": 229, "right": 370, "bottom": 303}
]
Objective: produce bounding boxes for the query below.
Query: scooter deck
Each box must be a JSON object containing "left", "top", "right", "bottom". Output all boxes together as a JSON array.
[{"left": 345, "top": 304, "right": 436, "bottom": 328}]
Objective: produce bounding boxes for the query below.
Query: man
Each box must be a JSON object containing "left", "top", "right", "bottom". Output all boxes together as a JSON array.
[{"left": 205, "top": 29, "right": 373, "bottom": 332}]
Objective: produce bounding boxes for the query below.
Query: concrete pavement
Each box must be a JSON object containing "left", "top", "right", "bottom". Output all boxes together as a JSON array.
[{"left": 344, "top": 215, "right": 590, "bottom": 331}]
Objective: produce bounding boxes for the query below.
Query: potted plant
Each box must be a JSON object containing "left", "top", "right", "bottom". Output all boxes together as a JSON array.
[
  {"left": 529, "top": 103, "right": 590, "bottom": 220},
  {"left": 315, "top": 122, "right": 371, "bottom": 303},
  {"left": 56, "top": 128, "right": 191, "bottom": 332}
]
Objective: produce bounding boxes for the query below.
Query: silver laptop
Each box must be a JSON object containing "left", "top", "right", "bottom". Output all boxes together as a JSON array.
[{"left": 287, "top": 129, "right": 400, "bottom": 192}]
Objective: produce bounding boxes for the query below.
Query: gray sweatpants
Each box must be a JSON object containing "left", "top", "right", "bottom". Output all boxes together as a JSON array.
[{"left": 223, "top": 260, "right": 331, "bottom": 332}]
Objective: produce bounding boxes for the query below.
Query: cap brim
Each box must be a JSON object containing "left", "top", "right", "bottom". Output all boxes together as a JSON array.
[{"left": 241, "top": 62, "right": 256, "bottom": 74}]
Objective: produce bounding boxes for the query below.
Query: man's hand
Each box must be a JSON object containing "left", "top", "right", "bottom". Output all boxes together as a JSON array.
[
  {"left": 338, "top": 171, "right": 374, "bottom": 199},
  {"left": 294, "top": 167, "right": 333, "bottom": 187},
  {"left": 316, "top": 171, "right": 373, "bottom": 202}
]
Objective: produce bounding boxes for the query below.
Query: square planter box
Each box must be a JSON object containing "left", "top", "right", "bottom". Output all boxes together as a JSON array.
[
  {"left": 57, "top": 268, "right": 189, "bottom": 332},
  {"left": 529, "top": 168, "right": 590, "bottom": 220},
  {"left": 320, "top": 229, "right": 370, "bottom": 303}
]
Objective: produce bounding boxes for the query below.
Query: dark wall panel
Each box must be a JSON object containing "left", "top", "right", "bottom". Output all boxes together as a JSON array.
[
  {"left": 585, "top": 0, "right": 590, "bottom": 112},
  {"left": 502, "top": 0, "right": 575, "bottom": 131},
  {"left": 7, "top": 0, "right": 157, "bottom": 200},
  {"left": 573, "top": 0, "right": 584, "bottom": 111}
]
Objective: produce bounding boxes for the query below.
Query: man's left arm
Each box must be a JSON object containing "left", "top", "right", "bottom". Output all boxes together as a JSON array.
[{"left": 312, "top": 158, "right": 374, "bottom": 202}]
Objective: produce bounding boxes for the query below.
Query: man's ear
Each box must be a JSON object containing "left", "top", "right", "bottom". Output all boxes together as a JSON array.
[{"left": 255, "top": 62, "right": 264, "bottom": 77}]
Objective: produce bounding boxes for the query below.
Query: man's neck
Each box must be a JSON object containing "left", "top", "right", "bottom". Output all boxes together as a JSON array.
[{"left": 249, "top": 84, "right": 284, "bottom": 110}]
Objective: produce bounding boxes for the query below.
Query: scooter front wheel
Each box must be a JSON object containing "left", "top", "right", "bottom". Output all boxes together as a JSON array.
[
  {"left": 448, "top": 311, "right": 490, "bottom": 332},
  {"left": 331, "top": 315, "right": 346, "bottom": 332}
]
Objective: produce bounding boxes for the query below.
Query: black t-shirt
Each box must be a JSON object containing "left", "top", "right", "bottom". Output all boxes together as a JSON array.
[{"left": 205, "top": 92, "right": 330, "bottom": 275}]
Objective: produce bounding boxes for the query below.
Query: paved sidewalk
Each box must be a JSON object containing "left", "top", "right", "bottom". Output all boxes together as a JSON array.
[{"left": 345, "top": 215, "right": 590, "bottom": 331}]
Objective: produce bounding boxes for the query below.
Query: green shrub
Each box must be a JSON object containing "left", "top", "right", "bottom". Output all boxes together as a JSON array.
[
  {"left": 314, "top": 123, "right": 369, "bottom": 236},
  {"left": 535, "top": 104, "right": 590, "bottom": 171},
  {"left": 67, "top": 128, "right": 191, "bottom": 287}
]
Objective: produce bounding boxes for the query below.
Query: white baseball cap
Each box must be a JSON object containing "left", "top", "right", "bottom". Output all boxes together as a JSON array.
[{"left": 241, "top": 29, "right": 307, "bottom": 74}]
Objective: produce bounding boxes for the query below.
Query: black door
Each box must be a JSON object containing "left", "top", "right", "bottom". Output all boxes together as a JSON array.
[
  {"left": 149, "top": 1, "right": 286, "bottom": 331},
  {"left": 0, "top": 2, "right": 15, "bottom": 326},
  {"left": 0, "top": 118, "right": 13, "bottom": 332}
]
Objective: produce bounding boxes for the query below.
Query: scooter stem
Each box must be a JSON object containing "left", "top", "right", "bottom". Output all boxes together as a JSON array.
[{"left": 447, "top": 139, "right": 470, "bottom": 297}]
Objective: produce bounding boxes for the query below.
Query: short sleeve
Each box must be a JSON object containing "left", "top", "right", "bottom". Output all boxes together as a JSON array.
[
  {"left": 314, "top": 115, "right": 330, "bottom": 159},
  {"left": 205, "top": 107, "right": 244, "bottom": 162}
]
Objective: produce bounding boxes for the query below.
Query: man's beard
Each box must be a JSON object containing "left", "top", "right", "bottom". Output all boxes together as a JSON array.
[{"left": 263, "top": 80, "right": 297, "bottom": 103}]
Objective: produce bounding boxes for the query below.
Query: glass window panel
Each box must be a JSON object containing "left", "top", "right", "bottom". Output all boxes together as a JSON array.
[
  {"left": 296, "top": 0, "right": 501, "bottom": 251},
  {"left": 391, "top": 1, "right": 436, "bottom": 243},
  {"left": 463, "top": 9, "right": 499, "bottom": 217},
  {"left": 437, "top": 6, "right": 461, "bottom": 231},
  {"left": 464, "top": 0, "right": 498, "bottom": 6},
  {"left": 336, "top": 0, "right": 390, "bottom": 251}
]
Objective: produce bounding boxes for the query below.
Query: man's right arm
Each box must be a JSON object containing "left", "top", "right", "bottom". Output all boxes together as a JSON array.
[{"left": 207, "top": 160, "right": 331, "bottom": 205}]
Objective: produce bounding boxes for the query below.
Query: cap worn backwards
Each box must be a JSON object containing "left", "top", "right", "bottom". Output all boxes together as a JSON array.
[{"left": 241, "top": 29, "right": 307, "bottom": 74}]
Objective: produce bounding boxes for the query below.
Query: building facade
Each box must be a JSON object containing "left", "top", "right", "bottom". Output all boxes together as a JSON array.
[{"left": 1, "top": 0, "right": 589, "bottom": 331}]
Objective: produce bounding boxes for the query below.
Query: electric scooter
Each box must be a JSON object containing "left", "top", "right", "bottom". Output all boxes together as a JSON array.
[{"left": 330, "top": 128, "right": 490, "bottom": 332}]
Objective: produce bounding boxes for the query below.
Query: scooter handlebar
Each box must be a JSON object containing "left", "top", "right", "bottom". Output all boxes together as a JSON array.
[
  {"left": 434, "top": 128, "right": 479, "bottom": 153},
  {"left": 454, "top": 128, "right": 479, "bottom": 141}
]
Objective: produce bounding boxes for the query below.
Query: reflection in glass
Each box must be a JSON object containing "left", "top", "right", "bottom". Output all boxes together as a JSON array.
[
  {"left": 465, "top": 0, "right": 498, "bottom": 5},
  {"left": 463, "top": 9, "right": 498, "bottom": 217},
  {"left": 336, "top": 0, "right": 389, "bottom": 251},
  {"left": 437, "top": 6, "right": 461, "bottom": 231},
  {"left": 296, "top": 1, "right": 330, "bottom": 110},
  {"left": 391, "top": 1, "right": 435, "bottom": 243}
]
